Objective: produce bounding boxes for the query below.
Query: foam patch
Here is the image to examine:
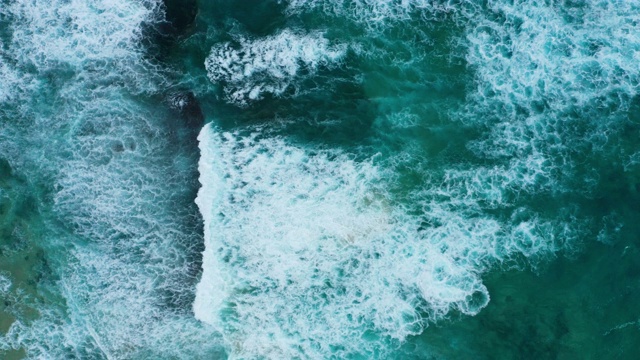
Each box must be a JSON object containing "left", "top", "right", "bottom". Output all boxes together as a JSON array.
[
  {"left": 205, "top": 30, "right": 346, "bottom": 106},
  {"left": 194, "top": 124, "right": 566, "bottom": 358}
]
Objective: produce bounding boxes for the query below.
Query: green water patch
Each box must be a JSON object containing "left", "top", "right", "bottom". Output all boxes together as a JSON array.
[
  {"left": 0, "top": 159, "right": 50, "bottom": 360},
  {"left": 401, "top": 231, "right": 640, "bottom": 359},
  {"left": 394, "top": 128, "right": 640, "bottom": 359}
]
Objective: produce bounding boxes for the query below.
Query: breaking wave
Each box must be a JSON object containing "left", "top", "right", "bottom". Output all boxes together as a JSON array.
[{"left": 193, "top": 123, "right": 573, "bottom": 358}]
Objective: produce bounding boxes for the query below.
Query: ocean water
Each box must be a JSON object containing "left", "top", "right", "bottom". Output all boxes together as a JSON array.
[{"left": 1, "top": 0, "right": 640, "bottom": 359}]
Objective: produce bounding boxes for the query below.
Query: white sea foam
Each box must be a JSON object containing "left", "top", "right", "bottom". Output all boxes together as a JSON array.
[
  {"left": 285, "top": 0, "right": 640, "bottom": 106},
  {"left": 25, "top": 92, "right": 223, "bottom": 358},
  {"left": 0, "top": 272, "right": 11, "bottom": 294},
  {"left": 462, "top": 0, "right": 640, "bottom": 173},
  {"left": 2, "top": 0, "right": 631, "bottom": 358},
  {"left": 0, "top": 54, "right": 22, "bottom": 104},
  {"left": 0, "top": 0, "right": 223, "bottom": 358},
  {"left": 3, "top": 0, "right": 157, "bottom": 67},
  {"left": 286, "top": 0, "right": 640, "bottom": 163},
  {"left": 317, "top": 0, "right": 640, "bottom": 195},
  {"left": 189, "top": 3, "right": 640, "bottom": 356},
  {"left": 466, "top": 1, "right": 640, "bottom": 113},
  {"left": 194, "top": 124, "right": 566, "bottom": 358},
  {"left": 205, "top": 30, "right": 346, "bottom": 106}
]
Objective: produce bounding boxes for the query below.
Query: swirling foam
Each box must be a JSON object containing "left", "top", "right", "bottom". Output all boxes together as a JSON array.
[
  {"left": 0, "top": 55, "right": 22, "bottom": 103},
  {"left": 194, "top": 123, "right": 569, "bottom": 358},
  {"left": 0, "top": 0, "right": 222, "bottom": 358},
  {"left": 466, "top": 1, "right": 640, "bottom": 115},
  {"left": 2, "top": 0, "right": 159, "bottom": 68},
  {"left": 205, "top": 30, "right": 346, "bottom": 106},
  {"left": 460, "top": 0, "right": 640, "bottom": 198},
  {"left": 3, "top": 0, "right": 635, "bottom": 358},
  {"left": 0, "top": 272, "right": 10, "bottom": 295}
]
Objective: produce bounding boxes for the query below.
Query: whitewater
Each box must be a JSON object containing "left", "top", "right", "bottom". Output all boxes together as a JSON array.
[{"left": 2, "top": 0, "right": 640, "bottom": 359}]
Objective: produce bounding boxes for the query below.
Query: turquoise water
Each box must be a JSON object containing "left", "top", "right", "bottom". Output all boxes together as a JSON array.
[{"left": 1, "top": 0, "right": 640, "bottom": 358}]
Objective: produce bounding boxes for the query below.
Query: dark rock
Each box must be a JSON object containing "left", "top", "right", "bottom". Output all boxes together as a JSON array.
[
  {"left": 168, "top": 91, "right": 205, "bottom": 129},
  {"left": 161, "top": 0, "right": 198, "bottom": 36}
]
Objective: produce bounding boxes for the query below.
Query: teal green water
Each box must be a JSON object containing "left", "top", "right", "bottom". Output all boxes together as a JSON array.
[{"left": 1, "top": 0, "right": 640, "bottom": 358}]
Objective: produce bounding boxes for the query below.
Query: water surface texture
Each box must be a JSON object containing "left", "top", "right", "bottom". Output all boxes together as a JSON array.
[{"left": 1, "top": 0, "right": 640, "bottom": 359}]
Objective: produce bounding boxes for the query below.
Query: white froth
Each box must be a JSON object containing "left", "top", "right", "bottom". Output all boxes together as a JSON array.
[
  {"left": 3, "top": 0, "right": 628, "bottom": 358},
  {"left": 35, "top": 91, "right": 224, "bottom": 358},
  {"left": 0, "top": 55, "right": 22, "bottom": 103},
  {"left": 463, "top": 0, "right": 640, "bottom": 170},
  {"left": 3, "top": 0, "right": 158, "bottom": 68},
  {"left": 466, "top": 1, "right": 640, "bottom": 112},
  {"left": 194, "top": 124, "right": 563, "bottom": 358},
  {"left": 0, "top": 272, "right": 11, "bottom": 294},
  {"left": 205, "top": 30, "right": 346, "bottom": 106},
  {"left": 0, "top": 0, "right": 223, "bottom": 358}
]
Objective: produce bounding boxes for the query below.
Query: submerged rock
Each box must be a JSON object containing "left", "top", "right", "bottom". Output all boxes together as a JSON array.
[
  {"left": 168, "top": 91, "right": 205, "bottom": 129},
  {"left": 161, "top": 0, "right": 198, "bottom": 36}
]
